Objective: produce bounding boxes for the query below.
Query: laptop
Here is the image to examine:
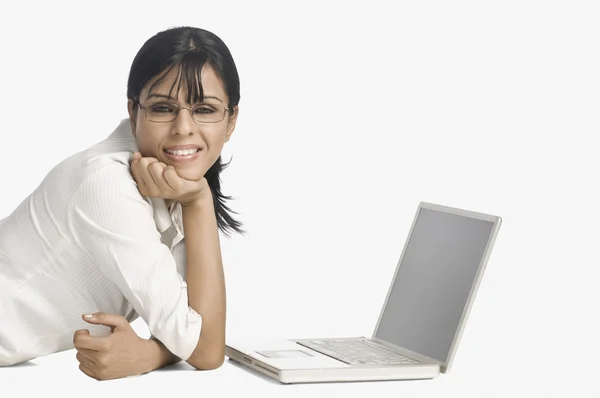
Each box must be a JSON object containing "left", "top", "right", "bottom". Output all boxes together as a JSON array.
[{"left": 226, "top": 202, "right": 502, "bottom": 384}]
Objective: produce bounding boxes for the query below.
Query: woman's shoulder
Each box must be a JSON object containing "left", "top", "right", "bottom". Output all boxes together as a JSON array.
[
  {"left": 77, "top": 151, "right": 139, "bottom": 196},
  {"left": 82, "top": 151, "right": 134, "bottom": 176},
  {"left": 51, "top": 149, "right": 135, "bottom": 193},
  {"left": 36, "top": 119, "right": 141, "bottom": 209},
  {"left": 80, "top": 119, "right": 138, "bottom": 177},
  {"left": 58, "top": 119, "right": 138, "bottom": 185},
  {"left": 65, "top": 151, "right": 150, "bottom": 217}
]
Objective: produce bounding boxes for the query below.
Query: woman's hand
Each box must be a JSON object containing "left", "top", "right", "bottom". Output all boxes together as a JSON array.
[
  {"left": 130, "top": 152, "right": 210, "bottom": 205},
  {"left": 73, "top": 313, "right": 158, "bottom": 380}
]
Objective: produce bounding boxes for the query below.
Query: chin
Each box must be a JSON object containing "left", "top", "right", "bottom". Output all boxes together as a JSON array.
[{"left": 175, "top": 167, "right": 206, "bottom": 181}]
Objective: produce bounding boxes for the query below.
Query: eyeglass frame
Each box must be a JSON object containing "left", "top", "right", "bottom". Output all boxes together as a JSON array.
[{"left": 133, "top": 99, "right": 231, "bottom": 124}]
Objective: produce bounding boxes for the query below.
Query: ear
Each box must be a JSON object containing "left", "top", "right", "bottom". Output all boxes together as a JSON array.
[
  {"left": 127, "top": 99, "right": 137, "bottom": 137},
  {"left": 224, "top": 106, "right": 239, "bottom": 143}
]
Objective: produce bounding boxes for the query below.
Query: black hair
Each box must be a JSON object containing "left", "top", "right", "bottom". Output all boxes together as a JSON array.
[{"left": 127, "top": 26, "right": 244, "bottom": 237}]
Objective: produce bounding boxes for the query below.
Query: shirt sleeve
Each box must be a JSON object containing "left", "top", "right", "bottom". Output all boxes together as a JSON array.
[{"left": 66, "top": 157, "right": 202, "bottom": 360}]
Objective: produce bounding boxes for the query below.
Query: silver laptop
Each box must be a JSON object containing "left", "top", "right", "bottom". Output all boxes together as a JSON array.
[{"left": 226, "top": 202, "right": 502, "bottom": 384}]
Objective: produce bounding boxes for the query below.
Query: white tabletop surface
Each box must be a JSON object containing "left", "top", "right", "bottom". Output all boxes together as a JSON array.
[{"left": 2, "top": 313, "right": 597, "bottom": 398}]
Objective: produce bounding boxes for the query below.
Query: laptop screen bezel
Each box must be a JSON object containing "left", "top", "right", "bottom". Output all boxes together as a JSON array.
[{"left": 370, "top": 201, "right": 502, "bottom": 373}]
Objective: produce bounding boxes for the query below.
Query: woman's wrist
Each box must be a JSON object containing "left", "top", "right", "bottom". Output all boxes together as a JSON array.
[
  {"left": 178, "top": 178, "right": 212, "bottom": 208},
  {"left": 180, "top": 192, "right": 214, "bottom": 210},
  {"left": 144, "top": 337, "right": 181, "bottom": 372}
]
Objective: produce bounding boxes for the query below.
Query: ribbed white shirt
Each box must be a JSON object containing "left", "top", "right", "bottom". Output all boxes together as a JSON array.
[{"left": 0, "top": 119, "right": 202, "bottom": 366}]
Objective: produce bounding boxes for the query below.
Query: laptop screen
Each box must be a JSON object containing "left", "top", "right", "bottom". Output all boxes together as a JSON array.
[{"left": 374, "top": 206, "right": 495, "bottom": 364}]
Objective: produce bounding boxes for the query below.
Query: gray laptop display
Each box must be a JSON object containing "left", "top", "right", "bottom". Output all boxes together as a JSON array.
[{"left": 373, "top": 206, "right": 496, "bottom": 368}]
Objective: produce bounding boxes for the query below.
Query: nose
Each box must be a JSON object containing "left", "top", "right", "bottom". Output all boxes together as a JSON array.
[{"left": 172, "top": 107, "right": 196, "bottom": 136}]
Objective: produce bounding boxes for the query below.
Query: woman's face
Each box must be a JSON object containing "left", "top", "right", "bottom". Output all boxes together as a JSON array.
[{"left": 127, "top": 65, "right": 238, "bottom": 181}]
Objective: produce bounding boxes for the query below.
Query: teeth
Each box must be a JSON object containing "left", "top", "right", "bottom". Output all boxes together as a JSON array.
[{"left": 165, "top": 148, "right": 199, "bottom": 156}]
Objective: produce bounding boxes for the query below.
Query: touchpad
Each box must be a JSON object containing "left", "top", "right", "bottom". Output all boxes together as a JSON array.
[{"left": 257, "top": 350, "right": 313, "bottom": 359}]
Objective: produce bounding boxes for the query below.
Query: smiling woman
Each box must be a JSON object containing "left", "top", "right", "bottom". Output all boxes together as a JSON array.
[{"left": 0, "top": 26, "right": 244, "bottom": 379}]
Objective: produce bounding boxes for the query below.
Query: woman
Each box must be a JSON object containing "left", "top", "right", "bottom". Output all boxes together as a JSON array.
[{"left": 0, "top": 26, "right": 243, "bottom": 379}]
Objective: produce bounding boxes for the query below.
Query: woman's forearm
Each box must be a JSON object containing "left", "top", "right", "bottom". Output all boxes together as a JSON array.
[{"left": 181, "top": 194, "right": 227, "bottom": 369}]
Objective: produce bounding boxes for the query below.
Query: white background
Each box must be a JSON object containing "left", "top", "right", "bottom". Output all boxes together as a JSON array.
[{"left": 1, "top": 0, "right": 599, "bottom": 397}]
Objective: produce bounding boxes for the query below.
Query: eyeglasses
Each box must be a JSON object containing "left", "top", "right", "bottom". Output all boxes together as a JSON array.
[{"left": 135, "top": 100, "right": 230, "bottom": 123}]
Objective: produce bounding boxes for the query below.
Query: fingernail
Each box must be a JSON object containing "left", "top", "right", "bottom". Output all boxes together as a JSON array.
[{"left": 83, "top": 314, "right": 93, "bottom": 318}]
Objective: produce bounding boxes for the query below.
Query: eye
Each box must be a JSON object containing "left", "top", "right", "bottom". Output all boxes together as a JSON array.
[
  {"left": 193, "top": 105, "right": 217, "bottom": 114},
  {"left": 150, "top": 104, "right": 176, "bottom": 113}
]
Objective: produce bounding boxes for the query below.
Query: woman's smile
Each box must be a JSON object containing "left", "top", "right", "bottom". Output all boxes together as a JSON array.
[{"left": 162, "top": 144, "right": 204, "bottom": 163}]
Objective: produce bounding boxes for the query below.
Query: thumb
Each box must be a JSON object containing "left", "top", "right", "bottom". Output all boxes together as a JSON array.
[{"left": 82, "top": 312, "right": 128, "bottom": 330}]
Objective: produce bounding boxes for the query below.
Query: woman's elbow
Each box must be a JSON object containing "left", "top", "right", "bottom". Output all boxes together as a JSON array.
[{"left": 186, "top": 346, "right": 225, "bottom": 370}]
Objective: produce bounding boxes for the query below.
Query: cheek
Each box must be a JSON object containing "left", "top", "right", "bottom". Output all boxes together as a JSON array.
[
  {"left": 134, "top": 132, "right": 161, "bottom": 156},
  {"left": 206, "top": 124, "right": 230, "bottom": 144},
  {"left": 136, "top": 121, "right": 168, "bottom": 148},
  {"left": 134, "top": 133, "right": 151, "bottom": 149}
]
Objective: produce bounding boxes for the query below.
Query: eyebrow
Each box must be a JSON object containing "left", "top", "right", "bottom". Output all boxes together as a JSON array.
[{"left": 145, "top": 93, "right": 224, "bottom": 103}]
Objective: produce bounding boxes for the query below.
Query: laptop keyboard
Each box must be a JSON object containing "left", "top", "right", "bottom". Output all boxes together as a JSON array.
[{"left": 296, "top": 339, "right": 419, "bottom": 365}]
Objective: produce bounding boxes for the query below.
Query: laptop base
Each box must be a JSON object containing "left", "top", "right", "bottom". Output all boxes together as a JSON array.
[{"left": 226, "top": 340, "right": 440, "bottom": 384}]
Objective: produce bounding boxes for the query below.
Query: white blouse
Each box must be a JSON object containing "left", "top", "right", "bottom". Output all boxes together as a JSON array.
[{"left": 0, "top": 119, "right": 202, "bottom": 366}]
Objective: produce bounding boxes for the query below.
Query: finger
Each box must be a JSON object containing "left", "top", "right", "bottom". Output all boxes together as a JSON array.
[
  {"left": 82, "top": 312, "right": 128, "bottom": 330},
  {"left": 148, "top": 161, "right": 172, "bottom": 191},
  {"left": 130, "top": 159, "right": 147, "bottom": 188},
  {"left": 75, "top": 346, "right": 98, "bottom": 362},
  {"left": 73, "top": 332, "right": 105, "bottom": 351},
  {"left": 129, "top": 151, "right": 142, "bottom": 165},
  {"left": 76, "top": 350, "right": 96, "bottom": 368},
  {"left": 79, "top": 363, "right": 98, "bottom": 380},
  {"left": 137, "top": 157, "right": 160, "bottom": 192},
  {"left": 74, "top": 328, "right": 90, "bottom": 337},
  {"left": 73, "top": 329, "right": 90, "bottom": 346},
  {"left": 162, "top": 166, "right": 182, "bottom": 191},
  {"left": 131, "top": 157, "right": 155, "bottom": 187}
]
